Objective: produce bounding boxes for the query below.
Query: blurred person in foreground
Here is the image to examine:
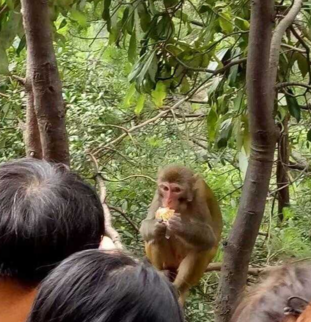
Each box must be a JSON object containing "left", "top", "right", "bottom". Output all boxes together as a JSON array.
[
  {"left": 0, "top": 158, "right": 105, "bottom": 322},
  {"left": 27, "top": 249, "right": 184, "bottom": 322}
]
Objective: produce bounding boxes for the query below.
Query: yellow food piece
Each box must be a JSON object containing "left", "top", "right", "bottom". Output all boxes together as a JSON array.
[{"left": 155, "top": 207, "right": 175, "bottom": 222}]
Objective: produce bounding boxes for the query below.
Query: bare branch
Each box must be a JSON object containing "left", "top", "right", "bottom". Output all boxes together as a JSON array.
[
  {"left": 206, "top": 262, "right": 272, "bottom": 276},
  {"left": 166, "top": 47, "right": 246, "bottom": 74},
  {"left": 277, "top": 82, "right": 311, "bottom": 90},
  {"left": 92, "top": 81, "right": 212, "bottom": 156},
  {"left": 0, "top": 92, "right": 9, "bottom": 99},
  {"left": 108, "top": 205, "right": 140, "bottom": 233},
  {"left": 88, "top": 153, "right": 124, "bottom": 249},
  {"left": 11, "top": 75, "right": 26, "bottom": 86},
  {"left": 269, "top": 0, "right": 303, "bottom": 94},
  {"left": 281, "top": 43, "right": 305, "bottom": 53}
]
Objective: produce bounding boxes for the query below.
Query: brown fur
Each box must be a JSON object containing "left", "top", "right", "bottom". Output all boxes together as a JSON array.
[
  {"left": 158, "top": 165, "right": 195, "bottom": 185},
  {"left": 297, "top": 305, "right": 311, "bottom": 322},
  {"left": 140, "top": 165, "right": 222, "bottom": 305},
  {"left": 231, "top": 264, "right": 311, "bottom": 322}
]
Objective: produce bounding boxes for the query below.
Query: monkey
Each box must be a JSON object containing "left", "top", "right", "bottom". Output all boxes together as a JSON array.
[
  {"left": 140, "top": 165, "right": 222, "bottom": 305},
  {"left": 231, "top": 265, "right": 311, "bottom": 322}
]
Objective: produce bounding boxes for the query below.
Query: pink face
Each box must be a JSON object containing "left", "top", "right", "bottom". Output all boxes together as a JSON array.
[{"left": 159, "top": 182, "right": 184, "bottom": 210}]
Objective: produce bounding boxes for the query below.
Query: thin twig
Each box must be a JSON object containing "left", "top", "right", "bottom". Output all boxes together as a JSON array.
[
  {"left": 0, "top": 92, "right": 9, "bottom": 99},
  {"left": 277, "top": 82, "right": 311, "bottom": 90},
  {"left": 108, "top": 205, "right": 140, "bottom": 233},
  {"left": 92, "top": 81, "right": 212, "bottom": 156},
  {"left": 88, "top": 153, "right": 124, "bottom": 249}
]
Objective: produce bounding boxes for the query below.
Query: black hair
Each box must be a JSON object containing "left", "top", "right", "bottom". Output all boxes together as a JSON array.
[
  {"left": 27, "top": 249, "right": 184, "bottom": 322},
  {"left": 0, "top": 158, "right": 104, "bottom": 283}
]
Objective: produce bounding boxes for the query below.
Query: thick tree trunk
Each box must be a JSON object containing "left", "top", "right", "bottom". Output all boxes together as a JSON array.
[
  {"left": 215, "top": 1, "right": 276, "bottom": 321},
  {"left": 276, "top": 115, "right": 290, "bottom": 222},
  {"left": 215, "top": 0, "right": 303, "bottom": 320},
  {"left": 21, "top": 0, "right": 69, "bottom": 165},
  {"left": 24, "top": 78, "right": 42, "bottom": 159}
]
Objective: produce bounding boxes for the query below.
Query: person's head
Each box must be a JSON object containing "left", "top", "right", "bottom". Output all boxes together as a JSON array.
[
  {"left": 27, "top": 249, "right": 184, "bottom": 322},
  {"left": 0, "top": 158, "right": 104, "bottom": 285}
]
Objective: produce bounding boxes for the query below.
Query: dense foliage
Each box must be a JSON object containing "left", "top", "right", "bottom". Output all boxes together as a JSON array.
[{"left": 1, "top": 0, "right": 311, "bottom": 320}]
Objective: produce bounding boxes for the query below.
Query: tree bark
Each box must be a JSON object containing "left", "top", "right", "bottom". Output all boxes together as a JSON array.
[
  {"left": 215, "top": 0, "right": 276, "bottom": 321},
  {"left": 276, "top": 115, "right": 290, "bottom": 222},
  {"left": 21, "top": 0, "right": 69, "bottom": 165},
  {"left": 215, "top": 0, "right": 303, "bottom": 320},
  {"left": 24, "top": 77, "right": 42, "bottom": 159}
]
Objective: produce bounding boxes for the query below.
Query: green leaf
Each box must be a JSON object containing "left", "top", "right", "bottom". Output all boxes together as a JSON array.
[
  {"left": 285, "top": 92, "right": 301, "bottom": 122},
  {"left": 135, "top": 94, "right": 146, "bottom": 115},
  {"left": 59, "top": 18, "right": 67, "bottom": 29},
  {"left": 207, "top": 108, "right": 218, "bottom": 141},
  {"left": 180, "top": 77, "right": 190, "bottom": 94},
  {"left": 235, "top": 17, "right": 250, "bottom": 31},
  {"left": 5, "top": 0, "right": 14, "bottom": 10},
  {"left": 151, "top": 81, "right": 166, "bottom": 107},
  {"left": 297, "top": 55, "right": 308, "bottom": 78},
  {"left": 0, "top": 11, "right": 22, "bottom": 49},
  {"left": 70, "top": 9, "right": 88, "bottom": 27},
  {"left": 163, "top": 0, "right": 178, "bottom": 9},
  {"left": 238, "top": 149, "right": 248, "bottom": 179},
  {"left": 137, "top": 51, "right": 156, "bottom": 88},
  {"left": 199, "top": 5, "right": 212, "bottom": 14},
  {"left": 156, "top": 15, "right": 173, "bottom": 40},
  {"left": 175, "top": 11, "right": 188, "bottom": 23},
  {"left": 228, "top": 64, "right": 239, "bottom": 86},
  {"left": 102, "top": 0, "right": 112, "bottom": 31},
  {"left": 216, "top": 118, "right": 233, "bottom": 148},
  {"left": 16, "top": 36, "right": 26, "bottom": 56},
  {"left": 307, "top": 129, "right": 311, "bottom": 142},
  {"left": 0, "top": 48, "right": 9, "bottom": 75},
  {"left": 219, "top": 13, "right": 233, "bottom": 33},
  {"left": 137, "top": 3, "right": 151, "bottom": 32},
  {"left": 123, "top": 83, "right": 136, "bottom": 107},
  {"left": 148, "top": 54, "right": 158, "bottom": 84},
  {"left": 128, "top": 54, "right": 146, "bottom": 83},
  {"left": 233, "top": 91, "right": 244, "bottom": 111},
  {"left": 128, "top": 29, "right": 137, "bottom": 64}
]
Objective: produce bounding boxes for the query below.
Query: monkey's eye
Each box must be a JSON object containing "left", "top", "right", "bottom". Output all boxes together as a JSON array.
[
  {"left": 173, "top": 187, "right": 181, "bottom": 193},
  {"left": 163, "top": 186, "right": 169, "bottom": 191}
]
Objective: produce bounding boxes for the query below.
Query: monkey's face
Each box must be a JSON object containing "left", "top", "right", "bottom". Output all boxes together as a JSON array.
[{"left": 158, "top": 182, "right": 188, "bottom": 212}]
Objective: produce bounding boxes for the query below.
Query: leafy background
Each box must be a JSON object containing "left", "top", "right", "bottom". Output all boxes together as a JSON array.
[{"left": 1, "top": 0, "right": 311, "bottom": 320}]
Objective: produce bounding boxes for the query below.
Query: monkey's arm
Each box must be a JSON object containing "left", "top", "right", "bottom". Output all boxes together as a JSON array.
[
  {"left": 140, "top": 194, "right": 166, "bottom": 242},
  {"left": 168, "top": 214, "right": 216, "bottom": 250}
]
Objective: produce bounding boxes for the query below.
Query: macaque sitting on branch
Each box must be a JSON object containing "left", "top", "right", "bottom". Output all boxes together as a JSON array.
[{"left": 140, "top": 165, "right": 223, "bottom": 305}]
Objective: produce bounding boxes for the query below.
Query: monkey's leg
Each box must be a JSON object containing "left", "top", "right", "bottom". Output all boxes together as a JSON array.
[
  {"left": 145, "top": 240, "right": 175, "bottom": 271},
  {"left": 174, "top": 246, "right": 218, "bottom": 306}
]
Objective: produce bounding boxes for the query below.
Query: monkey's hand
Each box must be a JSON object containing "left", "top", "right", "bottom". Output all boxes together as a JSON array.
[
  {"left": 168, "top": 214, "right": 216, "bottom": 250},
  {"left": 140, "top": 218, "right": 167, "bottom": 241},
  {"left": 154, "top": 221, "right": 168, "bottom": 240}
]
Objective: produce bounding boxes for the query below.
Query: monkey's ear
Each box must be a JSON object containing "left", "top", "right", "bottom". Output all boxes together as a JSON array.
[{"left": 187, "top": 174, "right": 199, "bottom": 201}]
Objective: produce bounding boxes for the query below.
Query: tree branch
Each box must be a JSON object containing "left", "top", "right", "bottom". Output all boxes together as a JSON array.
[
  {"left": 0, "top": 92, "right": 9, "bottom": 99},
  {"left": 92, "top": 81, "right": 212, "bottom": 156},
  {"left": 277, "top": 82, "right": 311, "bottom": 90},
  {"left": 88, "top": 153, "right": 124, "bottom": 249},
  {"left": 108, "top": 205, "right": 140, "bottom": 233},
  {"left": 206, "top": 262, "right": 272, "bottom": 276},
  {"left": 166, "top": 47, "right": 246, "bottom": 74},
  {"left": 269, "top": 0, "right": 303, "bottom": 96},
  {"left": 290, "top": 26, "right": 311, "bottom": 84}
]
